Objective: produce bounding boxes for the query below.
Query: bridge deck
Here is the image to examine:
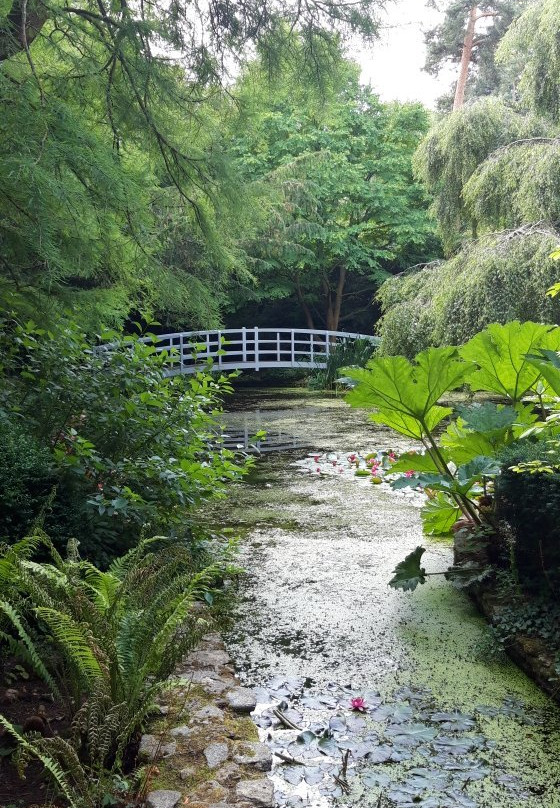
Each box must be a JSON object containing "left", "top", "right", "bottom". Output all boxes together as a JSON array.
[{"left": 147, "top": 327, "right": 378, "bottom": 374}]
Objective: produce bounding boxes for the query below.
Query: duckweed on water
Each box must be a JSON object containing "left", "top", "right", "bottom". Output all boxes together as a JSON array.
[{"left": 212, "top": 390, "right": 560, "bottom": 807}]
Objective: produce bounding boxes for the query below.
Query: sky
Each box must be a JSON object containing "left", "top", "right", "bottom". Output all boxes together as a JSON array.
[{"left": 351, "top": 0, "right": 456, "bottom": 107}]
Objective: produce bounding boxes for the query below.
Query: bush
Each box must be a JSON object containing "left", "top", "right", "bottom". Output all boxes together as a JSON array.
[
  {"left": 376, "top": 229, "right": 560, "bottom": 357},
  {"left": 0, "top": 417, "right": 55, "bottom": 540},
  {"left": 0, "top": 314, "right": 248, "bottom": 563},
  {"left": 495, "top": 442, "right": 560, "bottom": 592},
  {"left": 308, "top": 338, "right": 379, "bottom": 390}
]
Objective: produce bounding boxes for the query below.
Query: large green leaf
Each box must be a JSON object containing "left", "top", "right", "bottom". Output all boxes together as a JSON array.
[
  {"left": 421, "top": 494, "right": 460, "bottom": 536},
  {"left": 460, "top": 321, "right": 560, "bottom": 402},
  {"left": 389, "top": 547, "right": 427, "bottom": 592},
  {"left": 454, "top": 402, "right": 517, "bottom": 434},
  {"left": 442, "top": 403, "right": 538, "bottom": 463},
  {"left": 390, "top": 450, "right": 442, "bottom": 474},
  {"left": 345, "top": 347, "right": 471, "bottom": 440},
  {"left": 525, "top": 349, "right": 560, "bottom": 397}
]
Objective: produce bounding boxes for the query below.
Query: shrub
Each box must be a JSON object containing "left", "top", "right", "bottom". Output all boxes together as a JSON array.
[
  {"left": 0, "top": 416, "right": 55, "bottom": 540},
  {"left": 0, "top": 314, "right": 248, "bottom": 563},
  {"left": 376, "top": 229, "right": 560, "bottom": 357},
  {"left": 308, "top": 338, "right": 379, "bottom": 390}
]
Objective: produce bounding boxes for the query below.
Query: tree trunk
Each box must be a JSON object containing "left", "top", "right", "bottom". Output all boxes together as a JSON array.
[
  {"left": 453, "top": 4, "right": 478, "bottom": 111},
  {"left": 295, "top": 277, "right": 315, "bottom": 329},
  {"left": 325, "top": 266, "right": 347, "bottom": 332},
  {"left": 0, "top": 0, "right": 48, "bottom": 62}
]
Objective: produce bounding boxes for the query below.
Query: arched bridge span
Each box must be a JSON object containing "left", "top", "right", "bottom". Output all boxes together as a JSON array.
[{"left": 148, "top": 328, "right": 378, "bottom": 375}]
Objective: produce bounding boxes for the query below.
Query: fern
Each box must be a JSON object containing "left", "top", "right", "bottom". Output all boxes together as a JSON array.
[
  {"left": 35, "top": 608, "right": 105, "bottom": 686},
  {"left": 0, "top": 715, "right": 81, "bottom": 808},
  {"left": 0, "top": 601, "right": 61, "bottom": 698}
]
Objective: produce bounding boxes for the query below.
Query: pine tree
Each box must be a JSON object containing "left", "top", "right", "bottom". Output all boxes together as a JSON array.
[{"left": 425, "top": 1, "right": 527, "bottom": 110}]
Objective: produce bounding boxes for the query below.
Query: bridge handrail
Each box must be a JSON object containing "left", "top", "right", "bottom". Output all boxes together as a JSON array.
[{"left": 99, "top": 327, "right": 379, "bottom": 375}]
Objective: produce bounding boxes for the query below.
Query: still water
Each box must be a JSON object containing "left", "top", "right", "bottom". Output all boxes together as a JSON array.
[{"left": 209, "top": 389, "right": 560, "bottom": 808}]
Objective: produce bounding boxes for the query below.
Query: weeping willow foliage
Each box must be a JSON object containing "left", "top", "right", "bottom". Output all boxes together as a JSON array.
[
  {"left": 413, "top": 98, "right": 547, "bottom": 251},
  {"left": 376, "top": 227, "right": 560, "bottom": 357},
  {"left": 497, "top": 0, "right": 560, "bottom": 122},
  {"left": 464, "top": 139, "right": 560, "bottom": 230}
]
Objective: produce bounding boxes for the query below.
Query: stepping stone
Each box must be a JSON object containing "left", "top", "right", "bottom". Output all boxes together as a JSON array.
[
  {"left": 138, "top": 735, "right": 177, "bottom": 762},
  {"left": 185, "top": 649, "right": 231, "bottom": 670},
  {"left": 192, "top": 705, "right": 225, "bottom": 722},
  {"left": 145, "top": 790, "right": 182, "bottom": 808},
  {"left": 225, "top": 687, "right": 257, "bottom": 714},
  {"left": 214, "top": 761, "right": 242, "bottom": 785},
  {"left": 204, "top": 741, "right": 229, "bottom": 769},
  {"left": 232, "top": 741, "right": 272, "bottom": 771},
  {"left": 236, "top": 778, "right": 275, "bottom": 806},
  {"left": 169, "top": 725, "right": 193, "bottom": 738}
]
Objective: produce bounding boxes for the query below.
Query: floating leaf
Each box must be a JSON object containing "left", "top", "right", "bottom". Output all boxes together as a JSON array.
[
  {"left": 362, "top": 770, "right": 391, "bottom": 788},
  {"left": 385, "top": 722, "right": 438, "bottom": 745},
  {"left": 296, "top": 730, "right": 317, "bottom": 746}
]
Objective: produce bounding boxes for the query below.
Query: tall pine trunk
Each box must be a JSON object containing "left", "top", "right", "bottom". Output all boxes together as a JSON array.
[{"left": 453, "top": 5, "right": 478, "bottom": 111}]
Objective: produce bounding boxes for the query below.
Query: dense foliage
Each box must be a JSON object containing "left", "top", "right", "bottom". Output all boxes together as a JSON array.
[
  {"left": 377, "top": 0, "right": 560, "bottom": 355},
  {"left": 224, "top": 53, "right": 440, "bottom": 333},
  {"left": 345, "top": 319, "right": 560, "bottom": 595},
  {"left": 0, "top": 533, "right": 236, "bottom": 806},
  {"left": 0, "top": 311, "right": 246, "bottom": 564}
]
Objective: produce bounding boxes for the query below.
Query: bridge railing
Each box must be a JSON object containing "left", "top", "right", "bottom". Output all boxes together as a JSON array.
[{"left": 145, "top": 328, "right": 378, "bottom": 374}]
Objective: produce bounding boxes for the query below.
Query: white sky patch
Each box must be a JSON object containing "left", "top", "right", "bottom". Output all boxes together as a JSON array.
[{"left": 349, "top": 0, "right": 457, "bottom": 107}]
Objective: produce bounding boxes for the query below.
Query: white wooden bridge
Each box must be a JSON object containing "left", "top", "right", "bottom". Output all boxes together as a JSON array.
[{"left": 146, "top": 328, "right": 378, "bottom": 375}]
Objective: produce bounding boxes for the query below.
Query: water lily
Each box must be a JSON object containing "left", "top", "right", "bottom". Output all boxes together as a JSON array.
[
  {"left": 404, "top": 470, "right": 415, "bottom": 478},
  {"left": 350, "top": 697, "right": 367, "bottom": 712}
]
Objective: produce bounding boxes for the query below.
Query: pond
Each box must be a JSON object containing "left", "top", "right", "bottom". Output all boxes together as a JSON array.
[{"left": 208, "top": 388, "right": 560, "bottom": 808}]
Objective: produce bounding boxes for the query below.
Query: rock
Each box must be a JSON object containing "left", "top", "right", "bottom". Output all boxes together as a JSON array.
[
  {"left": 232, "top": 742, "right": 272, "bottom": 772},
  {"left": 169, "top": 725, "right": 193, "bottom": 739},
  {"left": 204, "top": 741, "right": 229, "bottom": 769},
  {"left": 178, "top": 765, "right": 197, "bottom": 780},
  {"left": 145, "top": 790, "right": 182, "bottom": 808},
  {"left": 1, "top": 688, "right": 20, "bottom": 704},
  {"left": 190, "top": 779, "right": 228, "bottom": 803},
  {"left": 198, "top": 632, "right": 224, "bottom": 650},
  {"left": 138, "top": 735, "right": 177, "bottom": 762},
  {"left": 158, "top": 705, "right": 169, "bottom": 716},
  {"left": 192, "top": 704, "right": 225, "bottom": 723},
  {"left": 236, "top": 779, "right": 275, "bottom": 807},
  {"left": 185, "top": 649, "right": 231, "bottom": 670},
  {"left": 214, "top": 761, "right": 242, "bottom": 786},
  {"left": 176, "top": 671, "right": 236, "bottom": 693},
  {"left": 224, "top": 687, "right": 257, "bottom": 714}
]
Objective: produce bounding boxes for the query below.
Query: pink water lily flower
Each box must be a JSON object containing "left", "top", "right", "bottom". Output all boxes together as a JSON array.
[
  {"left": 350, "top": 697, "right": 367, "bottom": 712},
  {"left": 404, "top": 470, "right": 415, "bottom": 478}
]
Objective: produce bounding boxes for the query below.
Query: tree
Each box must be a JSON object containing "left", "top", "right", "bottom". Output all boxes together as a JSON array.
[
  {"left": 378, "top": 0, "right": 560, "bottom": 353},
  {"left": 0, "top": 0, "right": 385, "bottom": 329},
  {"left": 226, "top": 53, "right": 439, "bottom": 332},
  {"left": 425, "top": 1, "right": 528, "bottom": 111}
]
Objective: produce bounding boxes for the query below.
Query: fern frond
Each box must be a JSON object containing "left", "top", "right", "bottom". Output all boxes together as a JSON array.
[
  {"left": 35, "top": 608, "right": 104, "bottom": 687},
  {"left": 0, "top": 601, "right": 60, "bottom": 698},
  {"left": 0, "top": 714, "right": 79, "bottom": 808}
]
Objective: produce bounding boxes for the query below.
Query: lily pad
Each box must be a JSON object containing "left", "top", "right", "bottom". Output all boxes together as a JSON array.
[
  {"left": 385, "top": 722, "right": 438, "bottom": 745},
  {"left": 362, "top": 770, "right": 391, "bottom": 788}
]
